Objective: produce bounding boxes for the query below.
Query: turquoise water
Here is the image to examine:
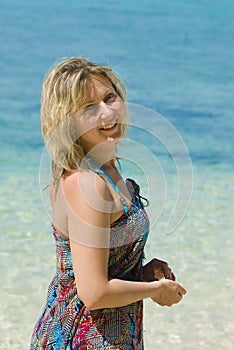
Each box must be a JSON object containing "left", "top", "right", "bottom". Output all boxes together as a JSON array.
[{"left": 1, "top": 0, "right": 233, "bottom": 349}]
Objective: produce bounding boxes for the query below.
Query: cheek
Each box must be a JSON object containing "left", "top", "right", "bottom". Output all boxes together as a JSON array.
[
  {"left": 79, "top": 130, "right": 92, "bottom": 144},
  {"left": 114, "top": 102, "right": 128, "bottom": 122},
  {"left": 75, "top": 116, "right": 100, "bottom": 138},
  {"left": 78, "top": 129, "right": 98, "bottom": 149}
]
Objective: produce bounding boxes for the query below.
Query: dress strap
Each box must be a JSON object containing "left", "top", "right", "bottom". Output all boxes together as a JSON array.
[{"left": 88, "top": 159, "right": 129, "bottom": 213}]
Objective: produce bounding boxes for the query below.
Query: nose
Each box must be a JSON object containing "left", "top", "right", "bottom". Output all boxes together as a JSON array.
[{"left": 99, "top": 101, "right": 114, "bottom": 121}]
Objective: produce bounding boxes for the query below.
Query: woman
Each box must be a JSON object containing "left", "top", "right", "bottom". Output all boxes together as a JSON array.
[{"left": 30, "top": 57, "right": 186, "bottom": 349}]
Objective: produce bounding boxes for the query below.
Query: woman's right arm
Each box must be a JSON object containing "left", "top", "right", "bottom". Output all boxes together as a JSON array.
[
  {"left": 63, "top": 172, "right": 186, "bottom": 310},
  {"left": 70, "top": 241, "right": 186, "bottom": 310}
]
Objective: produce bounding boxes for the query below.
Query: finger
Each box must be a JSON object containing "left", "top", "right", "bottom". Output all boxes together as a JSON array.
[
  {"left": 165, "top": 267, "right": 171, "bottom": 278},
  {"left": 178, "top": 286, "right": 187, "bottom": 295},
  {"left": 174, "top": 290, "right": 184, "bottom": 304},
  {"left": 171, "top": 272, "right": 176, "bottom": 281},
  {"left": 165, "top": 268, "right": 174, "bottom": 280}
]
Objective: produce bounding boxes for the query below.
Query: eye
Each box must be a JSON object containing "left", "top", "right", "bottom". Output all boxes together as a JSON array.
[
  {"left": 104, "top": 93, "right": 117, "bottom": 103},
  {"left": 84, "top": 104, "right": 95, "bottom": 111}
]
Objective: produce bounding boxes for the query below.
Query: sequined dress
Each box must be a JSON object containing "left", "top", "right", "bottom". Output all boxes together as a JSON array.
[{"left": 30, "top": 178, "right": 149, "bottom": 349}]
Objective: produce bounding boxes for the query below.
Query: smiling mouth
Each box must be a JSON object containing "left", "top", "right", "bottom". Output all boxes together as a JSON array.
[{"left": 99, "top": 122, "right": 117, "bottom": 130}]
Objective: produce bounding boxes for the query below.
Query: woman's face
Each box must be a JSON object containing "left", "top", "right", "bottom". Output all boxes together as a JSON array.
[{"left": 75, "top": 75, "right": 126, "bottom": 154}]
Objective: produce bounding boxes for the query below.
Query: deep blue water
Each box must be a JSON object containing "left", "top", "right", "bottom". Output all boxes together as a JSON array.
[{"left": 1, "top": 0, "right": 233, "bottom": 173}]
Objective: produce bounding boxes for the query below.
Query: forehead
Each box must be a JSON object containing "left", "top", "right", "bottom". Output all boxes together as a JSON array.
[{"left": 86, "top": 75, "right": 114, "bottom": 100}]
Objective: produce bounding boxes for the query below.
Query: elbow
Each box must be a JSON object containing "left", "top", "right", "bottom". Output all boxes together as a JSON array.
[
  {"left": 85, "top": 302, "right": 101, "bottom": 311},
  {"left": 78, "top": 287, "right": 106, "bottom": 311},
  {"left": 82, "top": 297, "right": 101, "bottom": 311}
]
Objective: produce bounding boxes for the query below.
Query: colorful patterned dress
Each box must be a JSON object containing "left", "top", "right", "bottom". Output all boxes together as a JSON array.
[{"left": 30, "top": 178, "right": 149, "bottom": 349}]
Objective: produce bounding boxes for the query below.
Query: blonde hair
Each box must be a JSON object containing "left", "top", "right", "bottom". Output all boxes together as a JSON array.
[{"left": 40, "top": 57, "right": 126, "bottom": 189}]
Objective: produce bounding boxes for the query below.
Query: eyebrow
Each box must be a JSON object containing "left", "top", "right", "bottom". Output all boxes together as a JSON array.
[
  {"left": 84, "top": 99, "right": 96, "bottom": 105},
  {"left": 83, "top": 89, "right": 115, "bottom": 105}
]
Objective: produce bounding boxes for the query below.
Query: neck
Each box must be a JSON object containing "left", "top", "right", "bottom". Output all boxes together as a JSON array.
[{"left": 84, "top": 140, "right": 117, "bottom": 168}]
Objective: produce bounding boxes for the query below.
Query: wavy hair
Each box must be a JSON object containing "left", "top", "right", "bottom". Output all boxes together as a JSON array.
[{"left": 40, "top": 57, "right": 126, "bottom": 190}]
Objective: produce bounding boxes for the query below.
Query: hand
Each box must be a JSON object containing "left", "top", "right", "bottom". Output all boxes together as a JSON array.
[
  {"left": 151, "top": 279, "right": 187, "bottom": 307},
  {"left": 143, "top": 258, "right": 176, "bottom": 282}
]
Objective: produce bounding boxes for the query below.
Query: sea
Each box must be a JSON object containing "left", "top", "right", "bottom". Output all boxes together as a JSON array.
[{"left": 0, "top": 0, "right": 233, "bottom": 349}]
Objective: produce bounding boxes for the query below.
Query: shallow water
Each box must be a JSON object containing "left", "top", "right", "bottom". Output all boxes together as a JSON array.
[{"left": 1, "top": 164, "right": 233, "bottom": 349}]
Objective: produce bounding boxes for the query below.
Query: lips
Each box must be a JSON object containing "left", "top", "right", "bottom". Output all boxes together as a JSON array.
[{"left": 99, "top": 122, "right": 117, "bottom": 130}]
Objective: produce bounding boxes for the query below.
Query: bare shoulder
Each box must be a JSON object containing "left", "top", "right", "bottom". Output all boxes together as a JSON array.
[
  {"left": 62, "top": 170, "right": 112, "bottom": 208},
  {"left": 62, "top": 170, "right": 108, "bottom": 192}
]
